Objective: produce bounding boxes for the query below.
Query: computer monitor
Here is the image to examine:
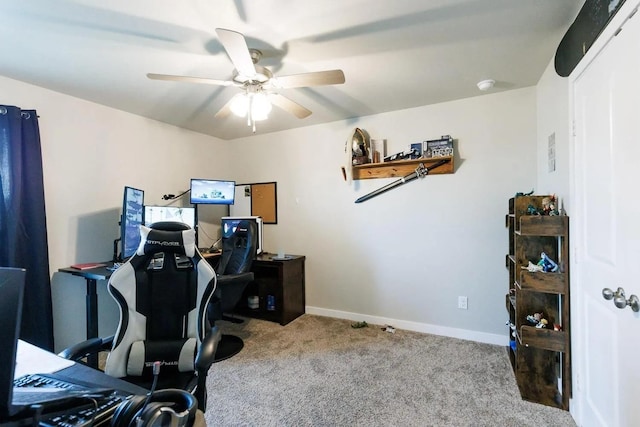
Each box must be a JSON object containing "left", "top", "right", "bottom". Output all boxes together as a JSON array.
[
  {"left": 120, "top": 186, "right": 144, "bottom": 260},
  {"left": 189, "top": 179, "right": 235, "bottom": 205},
  {"left": 144, "top": 205, "right": 196, "bottom": 229},
  {"left": 221, "top": 216, "right": 263, "bottom": 254}
]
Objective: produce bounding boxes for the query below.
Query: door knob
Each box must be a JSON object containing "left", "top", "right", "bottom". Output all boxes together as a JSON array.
[{"left": 602, "top": 287, "right": 640, "bottom": 312}]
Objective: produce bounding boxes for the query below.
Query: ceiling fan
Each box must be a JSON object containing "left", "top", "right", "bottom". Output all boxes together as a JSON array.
[{"left": 147, "top": 28, "right": 346, "bottom": 131}]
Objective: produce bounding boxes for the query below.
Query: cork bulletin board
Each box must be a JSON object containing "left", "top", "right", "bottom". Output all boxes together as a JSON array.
[
  {"left": 250, "top": 182, "right": 277, "bottom": 223},
  {"left": 231, "top": 182, "right": 277, "bottom": 224}
]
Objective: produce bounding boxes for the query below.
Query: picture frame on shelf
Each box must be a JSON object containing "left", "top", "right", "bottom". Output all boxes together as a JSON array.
[
  {"left": 424, "top": 135, "right": 454, "bottom": 158},
  {"left": 410, "top": 142, "right": 423, "bottom": 158}
]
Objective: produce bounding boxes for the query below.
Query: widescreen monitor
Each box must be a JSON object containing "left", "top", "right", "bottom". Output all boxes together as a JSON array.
[
  {"left": 144, "top": 206, "right": 196, "bottom": 229},
  {"left": 221, "top": 216, "right": 263, "bottom": 254},
  {"left": 120, "top": 186, "right": 144, "bottom": 259},
  {"left": 190, "top": 179, "right": 235, "bottom": 205}
]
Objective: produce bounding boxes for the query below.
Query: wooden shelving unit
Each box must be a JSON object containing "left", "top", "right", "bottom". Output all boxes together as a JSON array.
[
  {"left": 352, "top": 156, "right": 454, "bottom": 180},
  {"left": 505, "top": 195, "right": 571, "bottom": 410}
]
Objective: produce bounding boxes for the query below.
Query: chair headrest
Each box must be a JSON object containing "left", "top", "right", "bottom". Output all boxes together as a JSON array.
[{"left": 137, "top": 225, "right": 196, "bottom": 258}]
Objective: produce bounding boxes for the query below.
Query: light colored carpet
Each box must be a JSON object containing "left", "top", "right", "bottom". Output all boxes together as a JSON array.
[{"left": 204, "top": 314, "right": 576, "bottom": 427}]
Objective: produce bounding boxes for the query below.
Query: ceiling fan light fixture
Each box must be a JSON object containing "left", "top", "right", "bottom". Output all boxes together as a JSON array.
[
  {"left": 230, "top": 93, "right": 249, "bottom": 117},
  {"left": 251, "top": 92, "right": 272, "bottom": 121},
  {"left": 230, "top": 92, "right": 272, "bottom": 121}
]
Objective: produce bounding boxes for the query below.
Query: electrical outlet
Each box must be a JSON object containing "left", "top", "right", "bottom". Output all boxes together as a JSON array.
[{"left": 458, "top": 296, "right": 468, "bottom": 310}]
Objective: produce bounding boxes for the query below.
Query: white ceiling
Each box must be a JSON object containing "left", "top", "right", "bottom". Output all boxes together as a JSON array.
[{"left": 0, "top": 0, "right": 583, "bottom": 140}]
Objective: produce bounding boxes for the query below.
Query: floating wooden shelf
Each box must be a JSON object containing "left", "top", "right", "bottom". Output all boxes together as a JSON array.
[{"left": 352, "top": 156, "right": 454, "bottom": 180}]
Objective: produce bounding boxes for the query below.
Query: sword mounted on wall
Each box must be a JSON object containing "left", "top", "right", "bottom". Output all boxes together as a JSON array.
[{"left": 354, "top": 158, "right": 451, "bottom": 204}]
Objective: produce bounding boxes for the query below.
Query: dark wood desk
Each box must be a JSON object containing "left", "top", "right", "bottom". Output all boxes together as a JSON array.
[
  {"left": 235, "top": 254, "right": 306, "bottom": 325},
  {"left": 58, "top": 263, "right": 116, "bottom": 368}
]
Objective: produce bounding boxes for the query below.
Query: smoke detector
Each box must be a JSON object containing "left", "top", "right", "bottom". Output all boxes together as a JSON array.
[{"left": 477, "top": 79, "right": 495, "bottom": 91}]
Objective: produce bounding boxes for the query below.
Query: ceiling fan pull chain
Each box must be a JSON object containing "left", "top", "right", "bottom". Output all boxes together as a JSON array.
[{"left": 248, "top": 95, "right": 254, "bottom": 131}]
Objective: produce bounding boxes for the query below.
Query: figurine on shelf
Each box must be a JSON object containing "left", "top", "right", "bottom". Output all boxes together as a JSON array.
[
  {"left": 526, "top": 312, "right": 548, "bottom": 328},
  {"left": 521, "top": 261, "right": 544, "bottom": 272},
  {"left": 515, "top": 189, "right": 534, "bottom": 197},
  {"left": 536, "top": 318, "right": 549, "bottom": 329},
  {"left": 542, "top": 195, "right": 560, "bottom": 216},
  {"left": 538, "top": 252, "right": 559, "bottom": 272},
  {"left": 526, "top": 312, "right": 544, "bottom": 324},
  {"left": 526, "top": 204, "right": 540, "bottom": 215}
]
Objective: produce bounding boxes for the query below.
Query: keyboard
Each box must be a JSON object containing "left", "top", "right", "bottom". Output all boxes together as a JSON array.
[
  {"left": 13, "top": 374, "right": 101, "bottom": 406},
  {"left": 39, "top": 392, "right": 129, "bottom": 427},
  {"left": 13, "top": 374, "right": 130, "bottom": 426}
]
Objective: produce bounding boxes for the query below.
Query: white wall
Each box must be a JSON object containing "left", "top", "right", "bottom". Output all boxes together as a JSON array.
[
  {"left": 227, "top": 87, "right": 538, "bottom": 343},
  {"left": 0, "top": 75, "right": 232, "bottom": 351},
  {"left": 2, "top": 74, "right": 539, "bottom": 349},
  {"left": 536, "top": 59, "right": 571, "bottom": 212}
]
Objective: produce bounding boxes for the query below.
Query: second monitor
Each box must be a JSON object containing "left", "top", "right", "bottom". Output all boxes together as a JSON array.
[
  {"left": 144, "top": 206, "right": 196, "bottom": 229},
  {"left": 221, "top": 216, "right": 263, "bottom": 254}
]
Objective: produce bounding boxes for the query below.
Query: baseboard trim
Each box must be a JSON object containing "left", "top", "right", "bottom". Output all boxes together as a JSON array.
[{"left": 305, "top": 306, "right": 508, "bottom": 346}]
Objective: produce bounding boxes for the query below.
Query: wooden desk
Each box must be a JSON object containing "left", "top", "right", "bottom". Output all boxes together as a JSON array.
[{"left": 58, "top": 262, "right": 116, "bottom": 368}]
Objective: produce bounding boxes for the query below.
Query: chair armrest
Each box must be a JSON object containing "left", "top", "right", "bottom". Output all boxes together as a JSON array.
[
  {"left": 195, "top": 326, "right": 221, "bottom": 371},
  {"left": 194, "top": 326, "right": 221, "bottom": 411},
  {"left": 57, "top": 336, "right": 114, "bottom": 362}
]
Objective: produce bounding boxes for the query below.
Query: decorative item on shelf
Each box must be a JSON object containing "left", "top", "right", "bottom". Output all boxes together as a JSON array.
[
  {"left": 423, "top": 135, "right": 453, "bottom": 158},
  {"left": 525, "top": 194, "right": 560, "bottom": 216},
  {"left": 538, "top": 252, "right": 559, "bottom": 272},
  {"left": 350, "top": 127, "right": 371, "bottom": 165},
  {"left": 542, "top": 195, "right": 560, "bottom": 215},
  {"left": 521, "top": 261, "right": 544, "bottom": 272},
  {"left": 409, "top": 142, "right": 423, "bottom": 158},
  {"left": 342, "top": 128, "right": 370, "bottom": 182},
  {"left": 526, "top": 312, "right": 549, "bottom": 328},
  {"left": 370, "top": 139, "right": 386, "bottom": 163},
  {"left": 383, "top": 149, "right": 414, "bottom": 162},
  {"left": 506, "top": 321, "right": 517, "bottom": 338},
  {"left": 515, "top": 189, "right": 535, "bottom": 197}
]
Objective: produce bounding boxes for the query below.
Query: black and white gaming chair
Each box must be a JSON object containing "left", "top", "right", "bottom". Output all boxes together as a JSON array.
[{"left": 104, "top": 222, "right": 220, "bottom": 411}]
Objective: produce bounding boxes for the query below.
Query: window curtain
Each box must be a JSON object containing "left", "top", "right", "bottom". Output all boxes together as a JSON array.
[{"left": 0, "top": 105, "right": 54, "bottom": 351}]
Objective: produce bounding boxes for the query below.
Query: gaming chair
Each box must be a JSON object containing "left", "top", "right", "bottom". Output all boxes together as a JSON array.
[
  {"left": 208, "top": 219, "right": 257, "bottom": 361},
  {"left": 60, "top": 222, "right": 220, "bottom": 415}
]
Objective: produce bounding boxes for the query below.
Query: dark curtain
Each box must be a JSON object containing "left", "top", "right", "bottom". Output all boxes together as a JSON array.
[{"left": 0, "top": 105, "right": 54, "bottom": 351}]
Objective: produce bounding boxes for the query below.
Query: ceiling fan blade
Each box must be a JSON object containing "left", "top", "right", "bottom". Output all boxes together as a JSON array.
[
  {"left": 274, "top": 70, "right": 345, "bottom": 89},
  {"left": 147, "top": 73, "right": 235, "bottom": 87},
  {"left": 269, "top": 94, "right": 312, "bottom": 119},
  {"left": 215, "top": 28, "right": 257, "bottom": 78}
]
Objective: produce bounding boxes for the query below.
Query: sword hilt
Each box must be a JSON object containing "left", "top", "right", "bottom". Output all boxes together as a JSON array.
[{"left": 415, "top": 163, "right": 428, "bottom": 178}]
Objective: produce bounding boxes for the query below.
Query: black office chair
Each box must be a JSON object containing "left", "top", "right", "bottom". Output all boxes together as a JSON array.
[
  {"left": 208, "top": 219, "right": 257, "bottom": 361},
  {"left": 60, "top": 222, "right": 221, "bottom": 413}
]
